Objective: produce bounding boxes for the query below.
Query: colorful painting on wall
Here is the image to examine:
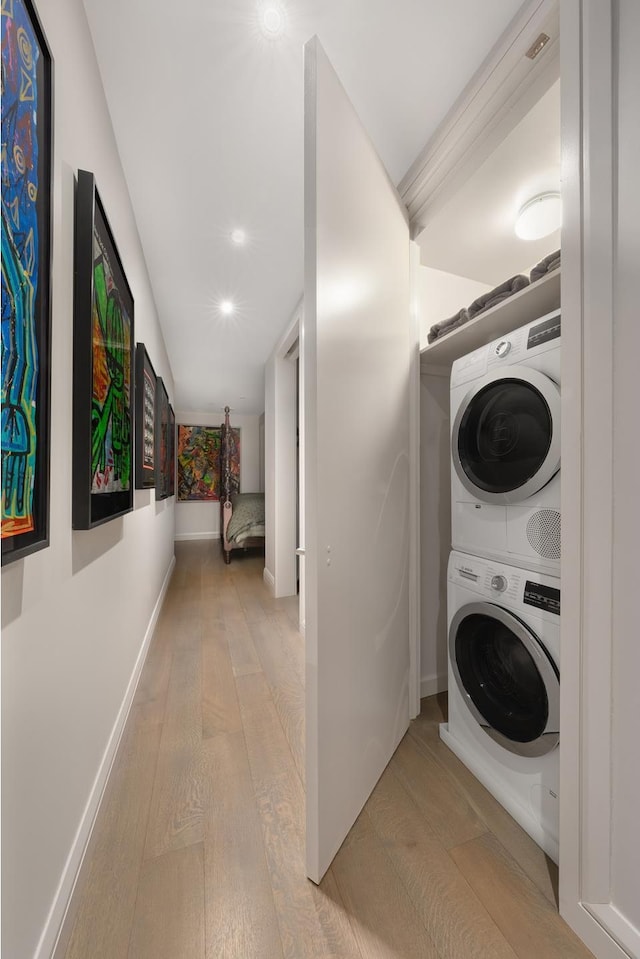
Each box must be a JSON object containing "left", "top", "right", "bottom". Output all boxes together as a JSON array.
[
  {"left": 134, "top": 343, "right": 156, "bottom": 489},
  {"left": 177, "top": 424, "right": 240, "bottom": 502},
  {"left": 1, "top": 0, "right": 53, "bottom": 565},
  {"left": 73, "top": 170, "right": 134, "bottom": 528}
]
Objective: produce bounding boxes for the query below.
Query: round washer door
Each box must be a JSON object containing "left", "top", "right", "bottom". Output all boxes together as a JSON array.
[
  {"left": 449, "top": 601, "right": 559, "bottom": 757},
  {"left": 452, "top": 366, "right": 561, "bottom": 505}
]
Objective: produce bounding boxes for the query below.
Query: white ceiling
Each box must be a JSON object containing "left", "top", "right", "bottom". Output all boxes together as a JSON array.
[
  {"left": 81, "top": 0, "right": 525, "bottom": 414},
  {"left": 417, "top": 80, "right": 561, "bottom": 285}
]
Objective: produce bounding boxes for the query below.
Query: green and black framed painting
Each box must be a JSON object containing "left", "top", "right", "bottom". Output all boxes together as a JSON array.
[{"left": 72, "top": 170, "right": 134, "bottom": 528}]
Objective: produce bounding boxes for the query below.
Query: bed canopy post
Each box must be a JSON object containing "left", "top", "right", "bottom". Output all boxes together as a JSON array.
[{"left": 221, "top": 405, "right": 233, "bottom": 563}]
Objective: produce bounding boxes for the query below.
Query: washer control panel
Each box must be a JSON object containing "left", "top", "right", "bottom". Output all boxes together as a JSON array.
[
  {"left": 524, "top": 580, "right": 561, "bottom": 616},
  {"left": 448, "top": 553, "right": 561, "bottom": 619},
  {"left": 449, "top": 556, "right": 523, "bottom": 602},
  {"left": 494, "top": 340, "right": 511, "bottom": 358}
]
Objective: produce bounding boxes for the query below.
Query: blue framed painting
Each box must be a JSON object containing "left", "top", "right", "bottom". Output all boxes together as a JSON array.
[{"left": 1, "top": 0, "right": 54, "bottom": 565}]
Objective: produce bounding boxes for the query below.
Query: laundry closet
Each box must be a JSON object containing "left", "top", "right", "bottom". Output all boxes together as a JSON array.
[
  {"left": 303, "top": 2, "right": 639, "bottom": 957},
  {"left": 415, "top": 76, "right": 562, "bottom": 861}
]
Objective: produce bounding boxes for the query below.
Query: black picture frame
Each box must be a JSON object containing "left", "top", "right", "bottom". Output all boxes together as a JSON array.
[
  {"left": 72, "top": 170, "right": 134, "bottom": 528},
  {"left": 134, "top": 343, "right": 156, "bottom": 489},
  {"left": 155, "top": 377, "right": 171, "bottom": 501},
  {"left": 1, "top": 0, "right": 53, "bottom": 565},
  {"left": 168, "top": 404, "right": 176, "bottom": 497}
]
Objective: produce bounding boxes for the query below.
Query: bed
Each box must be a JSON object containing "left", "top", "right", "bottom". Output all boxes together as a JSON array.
[{"left": 220, "top": 406, "right": 265, "bottom": 564}]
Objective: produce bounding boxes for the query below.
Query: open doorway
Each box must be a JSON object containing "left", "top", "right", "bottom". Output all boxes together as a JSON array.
[{"left": 263, "top": 305, "right": 304, "bottom": 633}]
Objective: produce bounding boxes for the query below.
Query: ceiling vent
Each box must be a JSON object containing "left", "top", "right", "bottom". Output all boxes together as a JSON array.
[{"left": 525, "top": 33, "right": 551, "bottom": 60}]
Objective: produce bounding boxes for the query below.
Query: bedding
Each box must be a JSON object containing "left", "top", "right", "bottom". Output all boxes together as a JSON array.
[{"left": 226, "top": 492, "right": 265, "bottom": 545}]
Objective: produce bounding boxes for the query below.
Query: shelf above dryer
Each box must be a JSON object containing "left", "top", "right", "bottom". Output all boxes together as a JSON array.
[{"left": 420, "top": 268, "right": 560, "bottom": 374}]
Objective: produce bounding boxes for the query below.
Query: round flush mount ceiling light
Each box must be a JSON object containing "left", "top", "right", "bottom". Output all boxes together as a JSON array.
[
  {"left": 230, "top": 229, "right": 246, "bottom": 246},
  {"left": 515, "top": 192, "right": 562, "bottom": 241},
  {"left": 259, "top": 2, "right": 286, "bottom": 38},
  {"left": 220, "top": 300, "right": 235, "bottom": 316}
]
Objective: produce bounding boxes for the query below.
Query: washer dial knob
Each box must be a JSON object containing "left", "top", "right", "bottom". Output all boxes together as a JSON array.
[
  {"left": 495, "top": 340, "right": 511, "bottom": 357},
  {"left": 491, "top": 574, "right": 508, "bottom": 592}
]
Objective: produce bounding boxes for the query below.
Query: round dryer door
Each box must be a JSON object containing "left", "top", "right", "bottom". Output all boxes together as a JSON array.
[
  {"left": 452, "top": 367, "right": 561, "bottom": 504},
  {"left": 449, "top": 601, "right": 559, "bottom": 757}
]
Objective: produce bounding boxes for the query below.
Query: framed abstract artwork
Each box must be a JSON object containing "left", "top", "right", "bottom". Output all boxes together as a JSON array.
[
  {"left": 72, "top": 170, "right": 134, "bottom": 528},
  {"left": 168, "top": 404, "right": 176, "bottom": 497},
  {"left": 1, "top": 0, "right": 53, "bottom": 565},
  {"left": 134, "top": 343, "right": 156, "bottom": 489},
  {"left": 155, "top": 377, "right": 171, "bottom": 501},
  {"left": 177, "top": 424, "right": 240, "bottom": 502}
]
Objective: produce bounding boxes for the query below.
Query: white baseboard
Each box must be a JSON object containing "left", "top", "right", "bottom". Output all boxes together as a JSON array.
[
  {"left": 46, "top": 555, "right": 176, "bottom": 959},
  {"left": 174, "top": 531, "right": 220, "bottom": 542},
  {"left": 420, "top": 672, "right": 448, "bottom": 700},
  {"left": 263, "top": 567, "right": 275, "bottom": 594},
  {"left": 584, "top": 903, "right": 640, "bottom": 959}
]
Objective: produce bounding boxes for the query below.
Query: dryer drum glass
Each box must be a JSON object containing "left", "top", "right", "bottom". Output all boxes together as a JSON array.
[
  {"left": 455, "top": 613, "right": 549, "bottom": 743},
  {"left": 458, "top": 379, "right": 553, "bottom": 494}
]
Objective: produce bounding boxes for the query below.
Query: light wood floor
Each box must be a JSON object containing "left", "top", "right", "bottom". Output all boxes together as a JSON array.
[{"left": 63, "top": 540, "right": 594, "bottom": 959}]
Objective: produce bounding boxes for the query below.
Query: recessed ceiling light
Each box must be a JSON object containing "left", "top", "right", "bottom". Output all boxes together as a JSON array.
[
  {"left": 515, "top": 192, "right": 562, "bottom": 240},
  {"left": 220, "top": 300, "right": 235, "bottom": 315},
  {"left": 259, "top": 2, "right": 286, "bottom": 38},
  {"left": 230, "top": 229, "right": 246, "bottom": 246}
]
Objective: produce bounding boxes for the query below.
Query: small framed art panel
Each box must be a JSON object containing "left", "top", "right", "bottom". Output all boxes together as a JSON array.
[
  {"left": 155, "top": 377, "right": 170, "bottom": 501},
  {"left": 134, "top": 343, "right": 156, "bottom": 489},
  {"left": 168, "top": 404, "right": 176, "bottom": 497},
  {"left": 1, "top": 0, "right": 54, "bottom": 564},
  {"left": 72, "top": 170, "right": 134, "bottom": 528}
]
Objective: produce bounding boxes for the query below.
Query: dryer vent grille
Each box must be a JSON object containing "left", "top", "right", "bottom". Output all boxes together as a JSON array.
[{"left": 527, "top": 509, "right": 561, "bottom": 559}]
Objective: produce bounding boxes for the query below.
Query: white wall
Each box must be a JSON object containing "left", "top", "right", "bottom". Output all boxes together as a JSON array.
[
  {"left": 418, "top": 265, "right": 491, "bottom": 348},
  {"left": 174, "top": 411, "right": 260, "bottom": 541},
  {"left": 0, "top": 1, "right": 176, "bottom": 957},
  {"left": 419, "top": 373, "right": 451, "bottom": 697},
  {"left": 417, "top": 265, "right": 487, "bottom": 695}
]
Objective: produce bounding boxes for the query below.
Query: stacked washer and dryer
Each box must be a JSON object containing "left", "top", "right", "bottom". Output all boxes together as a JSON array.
[{"left": 440, "top": 309, "right": 562, "bottom": 863}]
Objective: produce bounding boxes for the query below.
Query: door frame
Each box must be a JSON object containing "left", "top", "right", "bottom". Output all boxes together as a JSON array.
[
  {"left": 264, "top": 303, "right": 301, "bottom": 600},
  {"left": 560, "top": 2, "right": 635, "bottom": 957}
]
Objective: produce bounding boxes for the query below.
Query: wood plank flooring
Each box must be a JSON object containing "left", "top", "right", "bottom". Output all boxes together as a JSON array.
[{"left": 63, "top": 540, "right": 594, "bottom": 959}]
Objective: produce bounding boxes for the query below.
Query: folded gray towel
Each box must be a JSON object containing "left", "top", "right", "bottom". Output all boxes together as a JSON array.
[
  {"left": 427, "top": 308, "right": 470, "bottom": 345},
  {"left": 467, "top": 274, "right": 530, "bottom": 319},
  {"left": 530, "top": 249, "right": 561, "bottom": 282}
]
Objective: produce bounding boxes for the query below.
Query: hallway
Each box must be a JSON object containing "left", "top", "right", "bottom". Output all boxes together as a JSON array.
[{"left": 62, "top": 541, "right": 593, "bottom": 959}]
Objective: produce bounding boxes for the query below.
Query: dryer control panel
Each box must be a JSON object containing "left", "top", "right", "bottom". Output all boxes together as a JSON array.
[
  {"left": 450, "top": 308, "right": 562, "bottom": 388},
  {"left": 527, "top": 313, "right": 561, "bottom": 350}
]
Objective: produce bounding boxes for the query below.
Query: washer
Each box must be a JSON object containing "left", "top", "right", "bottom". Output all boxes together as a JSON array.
[
  {"left": 450, "top": 309, "right": 561, "bottom": 574},
  {"left": 441, "top": 550, "right": 560, "bottom": 862}
]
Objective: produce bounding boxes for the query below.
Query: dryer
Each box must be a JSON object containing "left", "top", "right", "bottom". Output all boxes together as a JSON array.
[
  {"left": 450, "top": 310, "right": 561, "bottom": 574},
  {"left": 442, "top": 550, "right": 560, "bottom": 862}
]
